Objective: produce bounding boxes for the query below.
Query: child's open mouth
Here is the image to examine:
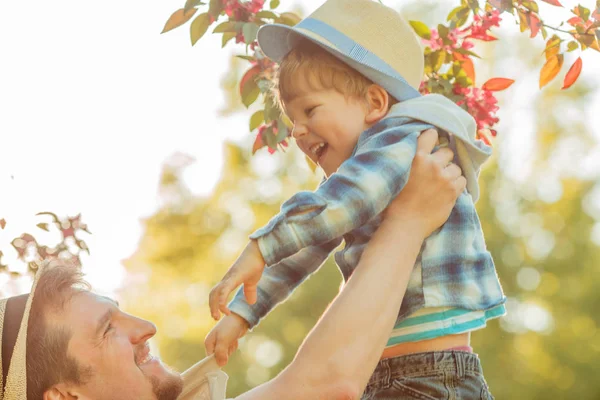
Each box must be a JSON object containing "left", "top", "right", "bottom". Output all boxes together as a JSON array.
[{"left": 310, "top": 142, "right": 328, "bottom": 164}]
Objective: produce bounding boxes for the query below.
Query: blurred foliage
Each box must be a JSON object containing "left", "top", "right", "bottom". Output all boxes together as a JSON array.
[
  {"left": 117, "top": 1, "right": 600, "bottom": 399},
  {"left": 123, "top": 84, "right": 600, "bottom": 400}
]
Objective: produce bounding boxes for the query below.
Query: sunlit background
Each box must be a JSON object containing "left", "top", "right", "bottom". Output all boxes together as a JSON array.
[{"left": 1, "top": 0, "right": 599, "bottom": 398}]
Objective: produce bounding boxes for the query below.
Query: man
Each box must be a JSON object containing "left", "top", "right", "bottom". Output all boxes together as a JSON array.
[{"left": 0, "top": 130, "right": 466, "bottom": 400}]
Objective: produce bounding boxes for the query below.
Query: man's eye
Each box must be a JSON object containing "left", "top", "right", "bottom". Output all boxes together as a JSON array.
[{"left": 104, "top": 323, "right": 113, "bottom": 336}]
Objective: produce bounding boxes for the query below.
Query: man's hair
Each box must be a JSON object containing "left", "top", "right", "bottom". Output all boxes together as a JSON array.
[
  {"left": 273, "top": 38, "right": 375, "bottom": 108},
  {"left": 26, "top": 261, "right": 93, "bottom": 399}
]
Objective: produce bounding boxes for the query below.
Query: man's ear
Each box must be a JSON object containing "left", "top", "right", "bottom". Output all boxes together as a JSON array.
[
  {"left": 44, "top": 384, "right": 79, "bottom": 400},
  {"left": 364, "top": 84, "right": 390, "bottom": 125}
]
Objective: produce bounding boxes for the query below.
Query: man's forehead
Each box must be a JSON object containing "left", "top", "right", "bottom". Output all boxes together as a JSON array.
[{"left": 57, "top": 292, "right": 118, "bottom": 327}]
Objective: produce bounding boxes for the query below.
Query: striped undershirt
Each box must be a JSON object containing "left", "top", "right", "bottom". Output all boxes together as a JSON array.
[{"left": 385, "top": 304, "right": 507, "bottom": 347}]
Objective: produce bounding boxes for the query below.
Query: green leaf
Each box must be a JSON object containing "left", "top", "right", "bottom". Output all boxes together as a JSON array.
[
  {"left": 438, "top": 24, "right": 450, "bottom": 45},
  {"left": 567, "top": 41, "right": 579, "bottom": 51},
  {"left": 447, "top": 6, "right": 464, "bottom": 21},
  {"left": 278, "top": 12, "right": 301, "bottom": 26},
  {"left": 264, "top": 126, "right": 278, "bottom": 149},
  {"left": 409, "top": 20, "right": 431, "bottom": 39},
  {"left": 578, "top": 5, "right": 591, "bottom": 22},
  {"left": 454, "top": 47, "right": 481, "bottom": 58},
  {"left": 222, "top": 32, "right": 236, "bottom": 47},
  {"left": 250, "top": 110, "right": 265, "bottom": 131},
  {"left": 466, "top": 0, "right": 479, "bottom": 11},
  {"left": 241, "top": 80, "right": 260, "bottom": 108},
  {"left": 213, "top": 21, "right": 241, "bottom": 33},
  {"left": 161, "top": 8, "right": 198, "bottom": 34},
  {"left": 184, "top": 0, "right": 202, "bottom": 13},
  {"left": 276, "top": 119, "right": 289, "bottom": 142},
  {"left": 236, "top": 55, "right": 256, "bottom": 61},
  {"left": 242, "top": 22, "right": 260, "bottom": 44},
  {"left": 208, "top": 0, "right": 224, "bottom": 18},
  {"left": 521, "top": 0, "right": 539, "bottom": 13},
  {"left": 456, "top": 8, "right": 471, "bottom": 27},
  {"left": 190, "top": 13, "right": 211, "bottom": 45},
  {"left": 37, "top": 223, "right": 49, "bottom": 232},
  {"left": 264, "top": 96, "right": 281, "bottom": 122},
  {"left": 432, "top": 51, "right": 447, "bottom": 71},
  {"left": 270, "top": 0, "right": 280, "bottom": 9},
  {"left": 256, "top": 11, "right": 278, "bottom": 20}
]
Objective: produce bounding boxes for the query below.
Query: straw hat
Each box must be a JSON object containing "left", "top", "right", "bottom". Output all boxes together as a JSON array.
[
  {"left": 257, "top": 0, "right": 424, "bottom": 102},
  {"left": 0, "top": 263, "right": 45, "bottom": 400}
]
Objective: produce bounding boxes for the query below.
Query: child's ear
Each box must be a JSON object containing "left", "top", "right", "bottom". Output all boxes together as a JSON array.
[{"left": 364, "top": 84, "right": 390, "bottom": 124}]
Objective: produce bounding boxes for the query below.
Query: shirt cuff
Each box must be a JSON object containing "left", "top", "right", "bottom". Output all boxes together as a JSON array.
[
  {"left": 228, "top": 299, "right": 260, "bottom": 329},
  {"left": 250, "top": 219, "right": 302, "bottom": 267}
]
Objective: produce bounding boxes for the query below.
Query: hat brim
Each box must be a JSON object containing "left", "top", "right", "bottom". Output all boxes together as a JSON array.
[
  {"left": 257, "top": 23, "right": 421, "bottom": 102},
  {"left": 0, "top": 264, "right": 45, "bottom": 400}
]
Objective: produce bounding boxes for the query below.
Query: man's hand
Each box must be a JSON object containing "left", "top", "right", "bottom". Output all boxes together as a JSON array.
[
  {"left": 384, "top": 128, "right": 466, "bottom": 238},
  {"left": 205, "top": 313, "right": 250, "bottom": 367},
  {"left": 209, "top": 240, "right": 265, "bottom": 320}
]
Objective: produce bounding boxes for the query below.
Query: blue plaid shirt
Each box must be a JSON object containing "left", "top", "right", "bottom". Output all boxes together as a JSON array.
[{"left": 229, "top": 95, "right": 506, "bottom": 329}]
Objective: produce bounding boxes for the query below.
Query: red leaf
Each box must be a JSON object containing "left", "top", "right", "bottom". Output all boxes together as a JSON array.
[
  {"left": 562, "top": 57, "right": 583, "bottom": 89},
  {"left": 540, "top": 0, "right": 562, "bottom": 6},
  {"left": 239, "top": 65, "right": 261, "bottom": 96},
  {"left": 477, "top": 129, "right": 492, "bottom": 146},
  {"left": 462, "top": 58, "right": 476, "bottom": 83},
  {"left": 453, "top": 51, "right": 468, "bottom": 61},
  {"left": 482, "top": 77, "right": 515, "bottom": 91},
  {"left": 529, "top": 14, "right": 541, "bottom": 38},
  {"left": 252, "top": 130, "right": 265, "bottom": 154},
  {"left": 568, "top": 16, "right": 584, "bottom": 26},
  {"left": 0, "top": 218, "right": 5, "bottom": 229}
]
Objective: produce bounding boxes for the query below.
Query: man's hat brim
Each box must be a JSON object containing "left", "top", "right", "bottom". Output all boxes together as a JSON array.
[{"left": 0, "top": 264, "right": 45, "bottom": 400}]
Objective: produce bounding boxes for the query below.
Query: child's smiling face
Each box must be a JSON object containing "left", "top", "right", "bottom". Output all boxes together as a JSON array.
[{"left": 283, "top": 81, "right": 370, "bottom": 177}]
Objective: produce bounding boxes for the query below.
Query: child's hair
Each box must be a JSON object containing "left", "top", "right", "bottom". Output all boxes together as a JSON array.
[{"left": 273, "top": 39, "right": 378, "bottom": 109}]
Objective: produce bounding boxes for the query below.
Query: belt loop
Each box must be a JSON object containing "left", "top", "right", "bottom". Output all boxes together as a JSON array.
[
  {"left": 454, "top": 352, "right": 466, "bottom": 379},
  {"left": 382, "top": 358, "right": 391, "bottom": 388}
]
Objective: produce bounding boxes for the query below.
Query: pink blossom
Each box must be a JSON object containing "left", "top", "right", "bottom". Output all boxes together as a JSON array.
[
  {"left": 465, "top": 10, "right": 501, "bottom": 41},
  {"left": 454, "top": 86, "right": 500, "bottom": 130},
  {"left": 223, "top": 0, "right": 265, "bottom": 21}
]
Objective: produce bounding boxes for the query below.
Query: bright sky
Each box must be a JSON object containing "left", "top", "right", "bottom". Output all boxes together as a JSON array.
[{"left": 1, "top": 0, "right": 598, "bottom": 297}]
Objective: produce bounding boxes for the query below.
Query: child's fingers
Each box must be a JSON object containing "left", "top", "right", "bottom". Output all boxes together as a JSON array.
[
  {"left": 228, "top": 340, "right": 239, "bottom": 357},
  {"left": 214, "top": 340, "right": 229, "bottom": 367},
  {"left": 244, "top": 283, "right": 258, "bottom": 305},
  {"left": 205, "top": 332, "right": 216, "bottom": 356},
  {"left": 217, "top": 282, "right": 234, "bottom": 316},
  {"left": 209, "top": 283, "right": 226, "bottom": 320}
]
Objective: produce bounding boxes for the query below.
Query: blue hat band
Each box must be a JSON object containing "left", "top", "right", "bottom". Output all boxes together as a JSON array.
[{"left": 296, "top": 18, "right": 421, "bottom": 101}]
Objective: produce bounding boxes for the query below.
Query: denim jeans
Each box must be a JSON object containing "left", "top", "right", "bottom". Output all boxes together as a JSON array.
[{"left": 361, "top": 351, "right": 494, "bottom": 400}]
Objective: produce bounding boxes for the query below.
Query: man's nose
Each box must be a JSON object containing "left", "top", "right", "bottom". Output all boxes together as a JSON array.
[{"left": 127, "top": 315, "right": 157, "bottom": 344}]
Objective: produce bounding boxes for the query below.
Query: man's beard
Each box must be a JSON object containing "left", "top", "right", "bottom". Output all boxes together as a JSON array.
[{"left": 149, "top": 365, "right": 184, "bottom": 400}]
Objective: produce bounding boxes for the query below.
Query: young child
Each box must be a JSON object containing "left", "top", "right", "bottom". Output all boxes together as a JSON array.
[{"left": 206, "top": 0, "right": 505, "bottom": 397}]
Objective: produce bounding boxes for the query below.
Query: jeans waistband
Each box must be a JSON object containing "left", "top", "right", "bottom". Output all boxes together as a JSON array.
[{"left": 366, "top": 351, "right": 483, "bottom": 389}]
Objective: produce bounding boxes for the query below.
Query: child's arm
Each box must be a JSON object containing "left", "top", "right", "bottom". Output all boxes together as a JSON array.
[
  {"left": 209, "top": 237, "right": 341, "bottom": 322},
  {"left": 254, "top": 120, "right": 434, "bottom": 267}
]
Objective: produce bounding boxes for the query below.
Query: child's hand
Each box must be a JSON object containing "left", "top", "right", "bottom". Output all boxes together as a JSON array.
[
  {"left": 205, "top": 313, "right": 250, "bottom": 367},
  {"left": 209, "top": 240, "right": 265, "bottom": 320}
]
